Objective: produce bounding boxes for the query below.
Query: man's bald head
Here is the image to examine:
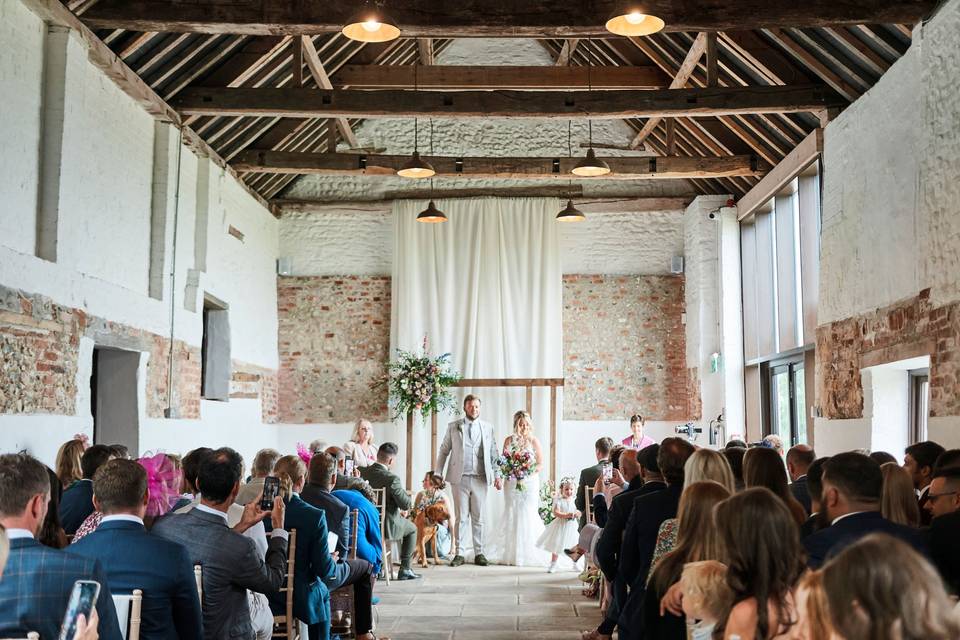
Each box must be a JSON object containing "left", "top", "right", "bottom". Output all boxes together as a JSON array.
[
  {"left": 619, "top": 449, "right": 641, "bottom": 482},
  {"left": 786, "top": 444, "right": 816, "bottom": 481}
]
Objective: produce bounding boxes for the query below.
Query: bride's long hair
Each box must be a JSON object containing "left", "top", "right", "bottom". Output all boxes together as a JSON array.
[{"left": 513, "top": 411, "right": 533, "bottom": 440}]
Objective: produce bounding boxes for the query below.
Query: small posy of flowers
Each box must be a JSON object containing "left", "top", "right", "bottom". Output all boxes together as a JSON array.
[
  {"left": 539, "top": 480, "right": 556, "bottom": 525},
  {"left": 374, "top": 335, "right": 462, "bottom": 421},
  {"left": 496, "top": 440, "right": 539, "bottom": 492}
]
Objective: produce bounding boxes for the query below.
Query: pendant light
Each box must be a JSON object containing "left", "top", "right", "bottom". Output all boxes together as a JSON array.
[
  {"left": 572, "top": 121, "right": 611, "bottom": 177},
  {"left": 342, "top": 2, "right": 401, "bottom": 42},
  {"left": 397, "top": 71, "right": 435, "bottom": 178},
  {"left": 557, "top": 121, "right": 586, "bottom": 222},
  {"left": 605, "top": 6, "right": 666, "bottom": 37},
  {"left": 417, "top": 177, "right": 447, "bottom": 223}
]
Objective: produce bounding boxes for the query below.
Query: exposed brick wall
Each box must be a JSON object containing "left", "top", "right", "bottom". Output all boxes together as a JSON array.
[
  {"left": 277, "top": 276, "right": 391, "bottom": 423},
  {"left": 817, "top": 288, "right": 960, "bottom": 419},
  {"left": 562, "top": 275, "right": 695, "bottom": 421},
  {"left": 232, "top": 363, "right": 279, "bottom": 423}
]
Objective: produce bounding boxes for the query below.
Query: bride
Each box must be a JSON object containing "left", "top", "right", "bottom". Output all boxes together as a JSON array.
[{"left": 489, "top": 410, "right": 552, "bottom": 567}]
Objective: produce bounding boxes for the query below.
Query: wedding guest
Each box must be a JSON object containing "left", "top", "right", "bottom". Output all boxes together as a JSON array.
[
  {"left": 934, "top": 448, "right": 960, "bottom": 473},
  {"left": 152, "top": 448, "right": 289, "bottom": 640},
  {"left": 308, "top": 440, "right": 328, "bottom": 455},
  {"left": 344, "top": 419, "right": 378, "bottom": 468},
  {"left": 61, "top": 444, "right": 115, "bottom": 535},
  {"left": 929, "top": 469, "right": 960, "bottom": 594},
  {"left": 331, "top": 485, "right": 383, "bottom": 576},
  {"left": 537, "top": 477, "right": 580, "bottom": 573},
  {"left": 869, "top": 450, "right": 898, "bottom": 465},
  {"left": 70, "top": 459, "right": 202, "bottom": 640},
  {"left": 0, "top": 453, "right": 122, "bottom": 640},
  {"left": 800, "top": 457, "right": 829, "bottom": 538},
  {"left": 412, "top": 471, "right": 453, "bottom": 559},
  {"left": 56, "top": 437, "right": 86, "bottom": 489},
  {"left": 39, "top": 466, "right": 68, "bottom": 549},
  {"left": 325, "top": 447, "right": 377, "bottom": 503},
  {"left": 722, "top": 447, "right": 746, "bottom": 492},
  {"left": 592, "top": 445, "right": 627, "bottom": 526},
  {"left": 643, "top": 481, "right": 731, "bottom": 639},
  {"left": 622, "top": 414, "right": 656, "bottom": 451},
  {"left": 804, "top": 452, "right": 927, "bottom": 569},
  {"left": 790, "top": 565, "right": 836, "bottom": 640},
  {"left": 171, "top": 447, "right": 213, "bottom": 512},
  {"left": 821, "top": 534, "right": 960, "bottom": 639},
  {"left": 713, "top": 487, "right": 805, "bottom": 640},
  {"left": 880, "top": 462, "right": 921, "bottom": 527},
  {"left": 359, "top": 443, "right": 419, "bottom": 580},
  {"left": 576, "top": 437, "right": 614, "bottom": 529},
  {"left": 786, "top": 445, "right": 815, "bottom": 514},
  {"left": 743, "top": 447, "right": 806, "bottom": 525},
  {"left": 236, "top": 448, "right": 281, "bottom": 506},
  {"left": 725, "top": 439, "right": 747, "bottom": 450},
  {"left": 904, "top": 440, "right": 946, "bottom": 525},
  {"left": 108, "top": 444, "right": 130, "bottom": 460},
  {"left": 678, "top": 561, "right": 732, "bottom": 640},
  {"left": 762, "top": 434, "right": 785, "bottom": 458}
]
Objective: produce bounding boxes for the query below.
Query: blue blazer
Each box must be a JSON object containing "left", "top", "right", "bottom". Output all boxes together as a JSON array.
[
  {"left": 267, "top": 494, "right": 336, "bottom": 625},
  {"left": 332, "top": 489, "right": 383, "bottom": 575},
  {"left": 61, "top": 479, "right": 95, "bottom": 535},
  {"left": 70, "top": 519, "right": 203, "bottom": 640},
  {"left": 0, "top": 537, "right": 122, "bottom": 640},
  {"left": 804, "top": 510, "right": 930, "bottom": 569}
]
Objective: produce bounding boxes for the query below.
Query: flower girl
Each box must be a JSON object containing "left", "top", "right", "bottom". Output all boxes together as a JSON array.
[{"left": 536, "top": 478, "right": 581, "bottom": 573}]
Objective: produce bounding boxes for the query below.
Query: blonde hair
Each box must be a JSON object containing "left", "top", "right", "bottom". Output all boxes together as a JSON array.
[
  {"left": 880, "top": 462, "right": 921, "bottom": 527},
  {"left": 684, "top": 448, "right": 736, "bottom": 493},
  {"left": 351, "top": 419, "right": 374, "bottom": 445},
  {"left": 513, "top": 411, "right": 533, "bottom": 438},
  {"left": 680, "top": 560, "right": 732, "bottom": 623},
  {"left": 273, "top": 455, "right": 307, "bottom": 500},
  {"left": 795, "top": 570, "right": 835, "bottom": 640},
  {"left": 55, "top": 439, "right": 85, "bottom": 489}
]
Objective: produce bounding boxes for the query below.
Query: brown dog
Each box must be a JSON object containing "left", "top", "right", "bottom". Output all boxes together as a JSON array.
[{"left": 413, "top": 503, "right": 450, "bottom": 568}]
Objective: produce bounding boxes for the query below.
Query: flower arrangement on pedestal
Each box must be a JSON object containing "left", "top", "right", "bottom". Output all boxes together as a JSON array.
[{"left": 377, "top": 335, "right": 462, "bottom": 421}]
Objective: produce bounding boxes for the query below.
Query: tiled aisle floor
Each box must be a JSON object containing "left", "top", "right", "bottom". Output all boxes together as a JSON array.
[{"left": 372, "top": 564, "right": 603, "bottom": 639}]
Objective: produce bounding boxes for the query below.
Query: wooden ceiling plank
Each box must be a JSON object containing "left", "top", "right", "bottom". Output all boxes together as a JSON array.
[
  {"left": 161, "top": 36, "right": 247, "bottom": 100},
  {"left": 133, "top": 32, "right": 190, "bottom": 76},
  {"left": 822, "top": 26, "right": 889, "bottom": 75},
  {"left": 117, "top": 31, "right": 158, "bottom": 59},
  {"left": 763, "top": 28, "right": 861, "bottom": 101}
]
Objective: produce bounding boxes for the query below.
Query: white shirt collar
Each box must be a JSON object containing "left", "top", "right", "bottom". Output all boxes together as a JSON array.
[
  {"left": 795, "top": 474, "right": 808, "bottom": 481},
  {"left": 101, "top": 515, "right": 144, "bottom": 526},
  {"left": 195, "top": 503, "right": 230, "bottom": 523},
  {"left": 4, "top": 528, "right": 35, "bottom": 540},
  {"left": 831, "top": 510, "right": 870, "bottom": 526},
  {"left": 920, "top": 484, "right": 932, "bottom": 497}
]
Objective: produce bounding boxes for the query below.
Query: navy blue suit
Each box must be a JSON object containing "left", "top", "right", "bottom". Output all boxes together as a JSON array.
[
  {"left": 790, "top": 476, "right": 812, "bottom": 515},
  {"left": 0, "top": 537, "right": 122, "bottom": 640},
  {"left": 70, "top": 519, "right": 203, "bottom": 640},
  {"left": 61, "top": 479, "right": 95, "bottom": 535},
  {"left": 804, "top": 510, "right": 929, "bottom": 569},
  {"left": 300, "top": 484, "right": 350, "bottom": 560},
  {"left": 332, "top": 489, "right": 382, "bottom": 575}
]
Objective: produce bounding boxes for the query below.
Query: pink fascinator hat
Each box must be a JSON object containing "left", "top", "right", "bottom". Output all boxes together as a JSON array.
[{"left": 138, "top": 453, "right": 183, "bottom": 517}]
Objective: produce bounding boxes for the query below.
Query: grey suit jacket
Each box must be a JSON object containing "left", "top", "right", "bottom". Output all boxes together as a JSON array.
[
  {"left": 152, "top": 509, "right": 287, "bottom": 640},
  {"left": 435, "top": 418, "right": 499, "bottom": 485}
]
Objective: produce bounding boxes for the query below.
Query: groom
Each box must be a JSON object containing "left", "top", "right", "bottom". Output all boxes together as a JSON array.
[{"left": 436, "top": 394, "right": 501, "bottom": 566}]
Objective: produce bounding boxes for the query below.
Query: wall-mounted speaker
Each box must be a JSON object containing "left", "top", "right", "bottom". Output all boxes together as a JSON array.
[
  {"left": 277, "top": 257, "right": 293, "bottom": 276},
  {"left": 671, "top": 256, "right": 685, "bottom": 274}
]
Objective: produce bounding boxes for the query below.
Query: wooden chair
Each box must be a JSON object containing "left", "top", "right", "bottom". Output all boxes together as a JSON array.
[
  {"left": 584, "top": 486, "right": 596, "bottom": 525},
  {"left": 330, "top": 508, "right": 360, "bottom": 638},
  {"left": 372, "top": 488, "right": 394, "bottom": 583},
  {"left": 194, "top": 565, "right": 203, "bottom": 605},
  {"left": 272, "top": 529, "right": 300, "bottom": 640},
  {"left": 112, "top": 589, "right": 143, "bottom": 640},
  {"left": 1, "top": 632, "right": 40, "bottom": 640}
]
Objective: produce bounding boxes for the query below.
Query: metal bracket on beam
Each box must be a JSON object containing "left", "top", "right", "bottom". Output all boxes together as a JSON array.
[
  {"left": 359, "top": 155, "right": 367, "bottom": 170},
  {"left": 552, "top": 159, "right": 561, "bottom": 173}
]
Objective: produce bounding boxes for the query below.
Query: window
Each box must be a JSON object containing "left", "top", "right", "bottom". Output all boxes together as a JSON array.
[
  {"left": 201, "top": 296, "right": 231, "bottom": 401},
  {"left": 769, "top": 358, "right": 807, "bottom": 446},
  {"left": 909, "top": 369, "right": 930, "bottom": 443}
]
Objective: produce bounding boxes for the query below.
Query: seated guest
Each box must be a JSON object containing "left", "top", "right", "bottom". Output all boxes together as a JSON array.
[
  {"left": 359, "top": 443, "right": 420, "bottom": 580},
  {"left": 171, "top": 448, "right": 214, "bottom": 512},
  {"left": 622, "top": 414, "right": 655, "bottom": 451},
  {"left": 934, "top": 448, "right": 960, "bottom": 473},
  {"left": 412, "top": 471, "right": 453, "bottom": 559},
  {"left": 71, "top": 459, "right": 202, "bottom": 640},
  {"left": 744, "top": 447, "right": 806, "bottom": 525},
  {"left": 343, "top": 419, "right": 378, "bottom": 468},
  {"left": 40, "top": 466, "right": 69, "bottom": 549},
  {"left": 56, "top": 437, "right": 86, "bottom": 490},
  {"left": 236, "top": 449, "right": 281, "bottom": 506},
  {"left": 61, "top": 444, "right": 114, "bottom": 535},
  {"left": 722, "top": 446, "right": 746, "bottom": 492},
  {"left": 576, "top": 437, "right": 614, "bottom": 530},
  {"left": 820, "top": 534, "right": 960, "bottom": 639},
  {"left": 592, "top": 445, "right": 627, "bottom": 527},
  {"left": 108, "top": 444, "right": 130, "bottom": 460},
  {"left": 800, "top": 457, "right": 829, "bottom": 539},
  {"left": 0, "top": 453, "right": 122, "bottom": 640},
  {"left": 904, "top": 440, "right": 946, "bottom": 525},
  {"left": 678, "top": 560, "right": 733, "bottom": 640},
  {"left": 153, "top": 448, "right": 289, "bottom": 640},
  {"left": 332, "top": 484, "right": 383, "bottom": 576},
  {"left": 713, "top": 487, "right": 805, "bottom": 640},
  {"left": 805, "top": 452, "right": 927, "bottom": 569},
  {"left": 762, "top": 434, "right": 784, "bottom": 458},
  {"left": 278, "top": 455, "right": 378, "bottom": 640},
  {"left": 786, "top": 445, "right": 815, "bottom": 514},
  {"left": 725, "top": 438, "right": 747, "bottom": 449},
  {"left": 324, "top": 447, "right": 376, "bottom": 503},
  {"left": 927, "top": 468, "right": 960, "bottom": 594},
  {"left": 869, "top": 450, "right": 898, "bottom": 465},
  {"left": 880, "top": 462, "right": 921, "bottom": 527}
]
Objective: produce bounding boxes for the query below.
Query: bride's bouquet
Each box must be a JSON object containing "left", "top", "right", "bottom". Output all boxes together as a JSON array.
[{"left": 496, "top": 441, "right": 538, "bottom": 491}]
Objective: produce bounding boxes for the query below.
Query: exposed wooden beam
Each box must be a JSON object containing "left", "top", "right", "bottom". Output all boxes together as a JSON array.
[
  {"left": 232, "top": 150, "right": 767, "bottom": 179},
  {"left": 763, "top": 28, "right": 861, "bottom": 101},
  {"left": 556, "top": 39, "right": 580, "bottom": 66},
  {"left": 417, "top": 38, "right": 434, "bottom": 65},
  {"left": 292, "top": 36, "right": 303, "bottom": 86},
  {"left": 18, "top": 0, "right": 271, "bottom": 212},
  {"left": 174, "top": 85, "right": 842, "bottom": 119},
  {"left": 665, "top": 119, "right": 677, "bottom": 155},
  {"left": 300, "top": 36, "right": 360, "bottom": 149},
  {"left": 331, "top": 64, "right": 666, "bottom": 89},
  {"left": 706, "top": 33, "right": 719, "bottom": 87},
  {"left": 736, "top": 128, "right": 821, "bottom": 219},
  {"left": 81, "top": 0, "right": 938, "bottom": 36}
]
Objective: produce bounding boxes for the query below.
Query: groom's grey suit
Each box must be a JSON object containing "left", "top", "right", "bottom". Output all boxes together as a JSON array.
[{"left": 436, "top": 417, "right": 499, "bottom": 557}]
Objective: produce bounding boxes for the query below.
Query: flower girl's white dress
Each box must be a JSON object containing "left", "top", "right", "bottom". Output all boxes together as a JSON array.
[{"left": 536, "top": 496, "right": 579, "bottom": 554}]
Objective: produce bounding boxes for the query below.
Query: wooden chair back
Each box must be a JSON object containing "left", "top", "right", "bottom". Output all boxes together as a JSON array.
[
  {"left": 372, "top": 487, "right": 393, "bottom": 583},
  {"left": 194, "top": 565, "right": 203, "bottom": 605},
  {"left": 585, "top": 486, "right": 596, "bottom": 524},
  {"left": 1, "top": 632, "right": 40, "bottom": 640},
  {"left": 112, "top": 589, "right": 143, "bottom": 640},
  {"left": 272, "top": 529, "right": 300, "bottom": 640},
  {"left": 331, "top": 509, "right": 361, "bottom": 638}
]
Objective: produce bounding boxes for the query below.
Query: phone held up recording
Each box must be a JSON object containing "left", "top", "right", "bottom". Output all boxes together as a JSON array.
[
  {"left": 59, "top": 580, "right": 100, "bottom": 640},
  {"left": 260, "top": 475, "right": 281, "bottom": 511}
]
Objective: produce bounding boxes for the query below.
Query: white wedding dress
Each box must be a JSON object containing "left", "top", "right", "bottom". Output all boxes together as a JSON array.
[{"left": 487, "top": 437, "right": 552, "bottom": 567}]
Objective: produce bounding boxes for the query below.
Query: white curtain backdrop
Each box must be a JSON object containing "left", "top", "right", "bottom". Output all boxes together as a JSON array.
[{"left": 390, "top": 197, "right": 564, "bottom": 555}]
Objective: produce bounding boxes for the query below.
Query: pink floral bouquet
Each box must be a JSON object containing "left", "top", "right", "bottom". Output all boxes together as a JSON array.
[
  {"left": 496, "top": 442, "right": 539, "bottom": 491},
  {"left": 374, "top": 334, "right": 461, "bottom": 421}
]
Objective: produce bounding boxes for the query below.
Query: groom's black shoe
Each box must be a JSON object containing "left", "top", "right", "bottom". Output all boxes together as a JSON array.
[
  {"left": 397, "top": 568, "right": 421, "bottom": 580},
  {"left": 474, "top": 554, "right": 490, "bottom": 566},
  {"left": 450, "top": 555, "right": 465, "bottom": 567}
]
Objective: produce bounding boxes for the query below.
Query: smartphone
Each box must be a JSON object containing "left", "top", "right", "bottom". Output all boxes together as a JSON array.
[
  {"left": 260, "top": 476, "right": 281, "bottom": 511},
  {"left": 601, "top": 463, "right": 613, "bottom": 484},
  {"left": 344, "top": 457, "right": 355, "bottom": 476},
  {"left": 59, "top": 580, "right": 100, "bottom": 640}
]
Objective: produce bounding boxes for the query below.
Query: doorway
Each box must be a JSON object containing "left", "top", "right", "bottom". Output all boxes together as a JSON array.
[
  {"left": 769, "top": 358, "right": 807, "bottom": 447},
  {"left": 91, "top": 347, "right": 140, "bottom": 453}
]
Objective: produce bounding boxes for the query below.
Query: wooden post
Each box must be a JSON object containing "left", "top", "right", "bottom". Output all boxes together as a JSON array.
[
  {"left": 292, "top": 36, "right": 303, "bottom": 86},
  {"left": 406, "top": 411, "right": 414, "bottom": 489},
  {"left": 525, "top": 385, "right": 533, "bottom": 416},
  {"left": 706, "top": 33, "right": 718, "bottom": 88},
  {"left": 430, "top": 411, "right": 438, "bottom": 469},
  {"left": 549, "top": 385, "right": 557, "bottom": 486}
]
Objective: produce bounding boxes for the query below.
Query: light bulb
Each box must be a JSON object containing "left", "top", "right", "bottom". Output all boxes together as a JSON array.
[
  {"left": 625, "top": 11, "right": 646, "bottom": 24},
  {"left": 361, "top": 19, "right": 381, "bottom": 32}
]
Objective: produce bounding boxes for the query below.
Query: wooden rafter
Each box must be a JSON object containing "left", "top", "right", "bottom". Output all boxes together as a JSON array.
[
  {"left": 556, "top": 39, "right": 580, "bottom": 66},
  {"left": 331, "top": 64, "right": 666, "bottom": 89},
  {"left": 417, "top": 38, "right": 434, "bottom": 65},
  {"left": 301, "top": 36, "right": 360, "bottom": 149}
]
